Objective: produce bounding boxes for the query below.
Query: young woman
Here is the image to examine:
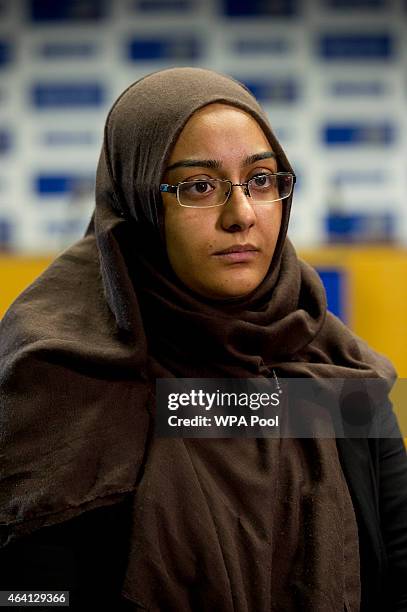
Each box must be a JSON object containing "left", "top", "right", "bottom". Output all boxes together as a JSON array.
[{"left": 0, "top": 67, "right": 406, "bottom": 611}]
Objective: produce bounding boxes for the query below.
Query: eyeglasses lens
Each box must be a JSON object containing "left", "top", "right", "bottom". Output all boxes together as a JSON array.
[
  {"left": 178, "top": 180, "right": 224, "bottom": 207},
  {"left": 178, "top": 175, "right": 292, "bottom": 208},
  {"left": 248, "top": 175, "right": 293, "bottom": 203}
]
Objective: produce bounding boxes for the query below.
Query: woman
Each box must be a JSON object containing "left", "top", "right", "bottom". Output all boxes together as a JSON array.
[{"left": 0, "top": 67, "right": 406, "bottom": 611}]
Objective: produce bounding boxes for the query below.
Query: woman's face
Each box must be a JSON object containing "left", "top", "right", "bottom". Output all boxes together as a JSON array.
[{"left": 161, "top": 103, "right": 282, "bottom": 300}]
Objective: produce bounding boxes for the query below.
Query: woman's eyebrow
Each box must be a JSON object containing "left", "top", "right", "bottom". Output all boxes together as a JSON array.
[
  {"left": 166, "top": 159, "right": 221, "bottom": 172},
  {"left": 165, "top": 151, "right": 276, "bottom": 173},
  {"left": 243, "top": 151, "right": 276, "bottom": 166}
]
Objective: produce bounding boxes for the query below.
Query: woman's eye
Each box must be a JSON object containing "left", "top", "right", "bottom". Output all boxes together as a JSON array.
[
  {"left": 194, "top": 181, "right": 211, "bottom": 193},
  {"left": 185, "top": 181, "right": 214, "bottom": 195},
  {"left": 251, "top": 174, "right": 273, "bottom": 188}
]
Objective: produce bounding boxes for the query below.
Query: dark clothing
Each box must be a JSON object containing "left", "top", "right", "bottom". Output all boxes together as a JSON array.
[
  {"left": 336, "top": 433, "right": 407, "bottom": 612},
  {"left": 0, "top": 502, "right": 133, "bottom": 610},
  {"left": 1, "top": 424, "right": 406, "bottom": 611}
]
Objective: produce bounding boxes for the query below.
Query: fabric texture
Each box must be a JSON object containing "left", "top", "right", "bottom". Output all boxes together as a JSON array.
[
  {"left": 120, "top": 435, "right": 360, "bottom": 611},
  {"left": 2, "top": 428, "right": 407, "bottom": 611},
  {"left": 0, "top": 67, "right": 404, "bottom": 610}
]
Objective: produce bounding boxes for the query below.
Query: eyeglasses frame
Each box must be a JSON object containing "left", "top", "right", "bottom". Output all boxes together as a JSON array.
[{"left": 159, "top": 172, "right": 296, "bottom": 208}]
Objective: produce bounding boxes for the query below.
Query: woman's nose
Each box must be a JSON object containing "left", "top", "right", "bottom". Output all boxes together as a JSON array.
[{"left": 219, "top": 185, "right": 256, "bottom": 232}]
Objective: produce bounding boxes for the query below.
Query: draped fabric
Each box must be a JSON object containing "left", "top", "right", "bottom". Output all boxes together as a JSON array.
[
  {"left": 0, "top": 67, "right": 396, "bottom": 610},
  {"left": 121, "top": 435, "right": 361, "bottom": 611}
]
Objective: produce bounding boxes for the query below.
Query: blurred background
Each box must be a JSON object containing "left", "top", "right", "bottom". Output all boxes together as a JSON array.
[{"left": 0, "top": 0, "right": 406, "bottom": 380}]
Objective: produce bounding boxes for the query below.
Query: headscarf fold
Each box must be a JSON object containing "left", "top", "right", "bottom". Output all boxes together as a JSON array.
[{"left": 0, "top": 67, "right": 395, "bottom": 550}]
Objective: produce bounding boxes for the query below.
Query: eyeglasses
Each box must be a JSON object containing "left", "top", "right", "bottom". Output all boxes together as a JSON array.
[{"left": 160, "top": 172, "right": 296, "bottom": 208}]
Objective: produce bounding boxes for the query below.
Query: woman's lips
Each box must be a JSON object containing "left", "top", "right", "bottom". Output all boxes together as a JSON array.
[{"left": 212, "top": 244, "right": 260, "bottom": 263}]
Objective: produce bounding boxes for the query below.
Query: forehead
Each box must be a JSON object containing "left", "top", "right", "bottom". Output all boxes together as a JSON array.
[{"left": 169, "top": 103, "right": 272, "bottom": 160}]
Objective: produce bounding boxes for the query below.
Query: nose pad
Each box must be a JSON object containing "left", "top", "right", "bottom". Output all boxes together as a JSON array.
[
  {"left": 232, "top": 184, "right": 251, "bottom": 205},
  {"left": 220, "top": 184, "right": 256, "bottom": 232},
  {"left": 224, "top": 184, "right": 251, "bottom": 206}
]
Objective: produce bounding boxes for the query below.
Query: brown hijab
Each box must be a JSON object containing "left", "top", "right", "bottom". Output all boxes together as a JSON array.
[{"left": 0, "top": 69, "right": 395, "bottom": 607}]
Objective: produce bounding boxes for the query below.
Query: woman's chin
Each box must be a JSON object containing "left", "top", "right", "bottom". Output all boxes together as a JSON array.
[{"left": 192, "top": 279, "right": 262, "bottom": 302}]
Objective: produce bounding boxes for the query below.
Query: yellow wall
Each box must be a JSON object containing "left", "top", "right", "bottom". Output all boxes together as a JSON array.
[{"left": 300, "top": 246, "right": 407, "bottom": 378}]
